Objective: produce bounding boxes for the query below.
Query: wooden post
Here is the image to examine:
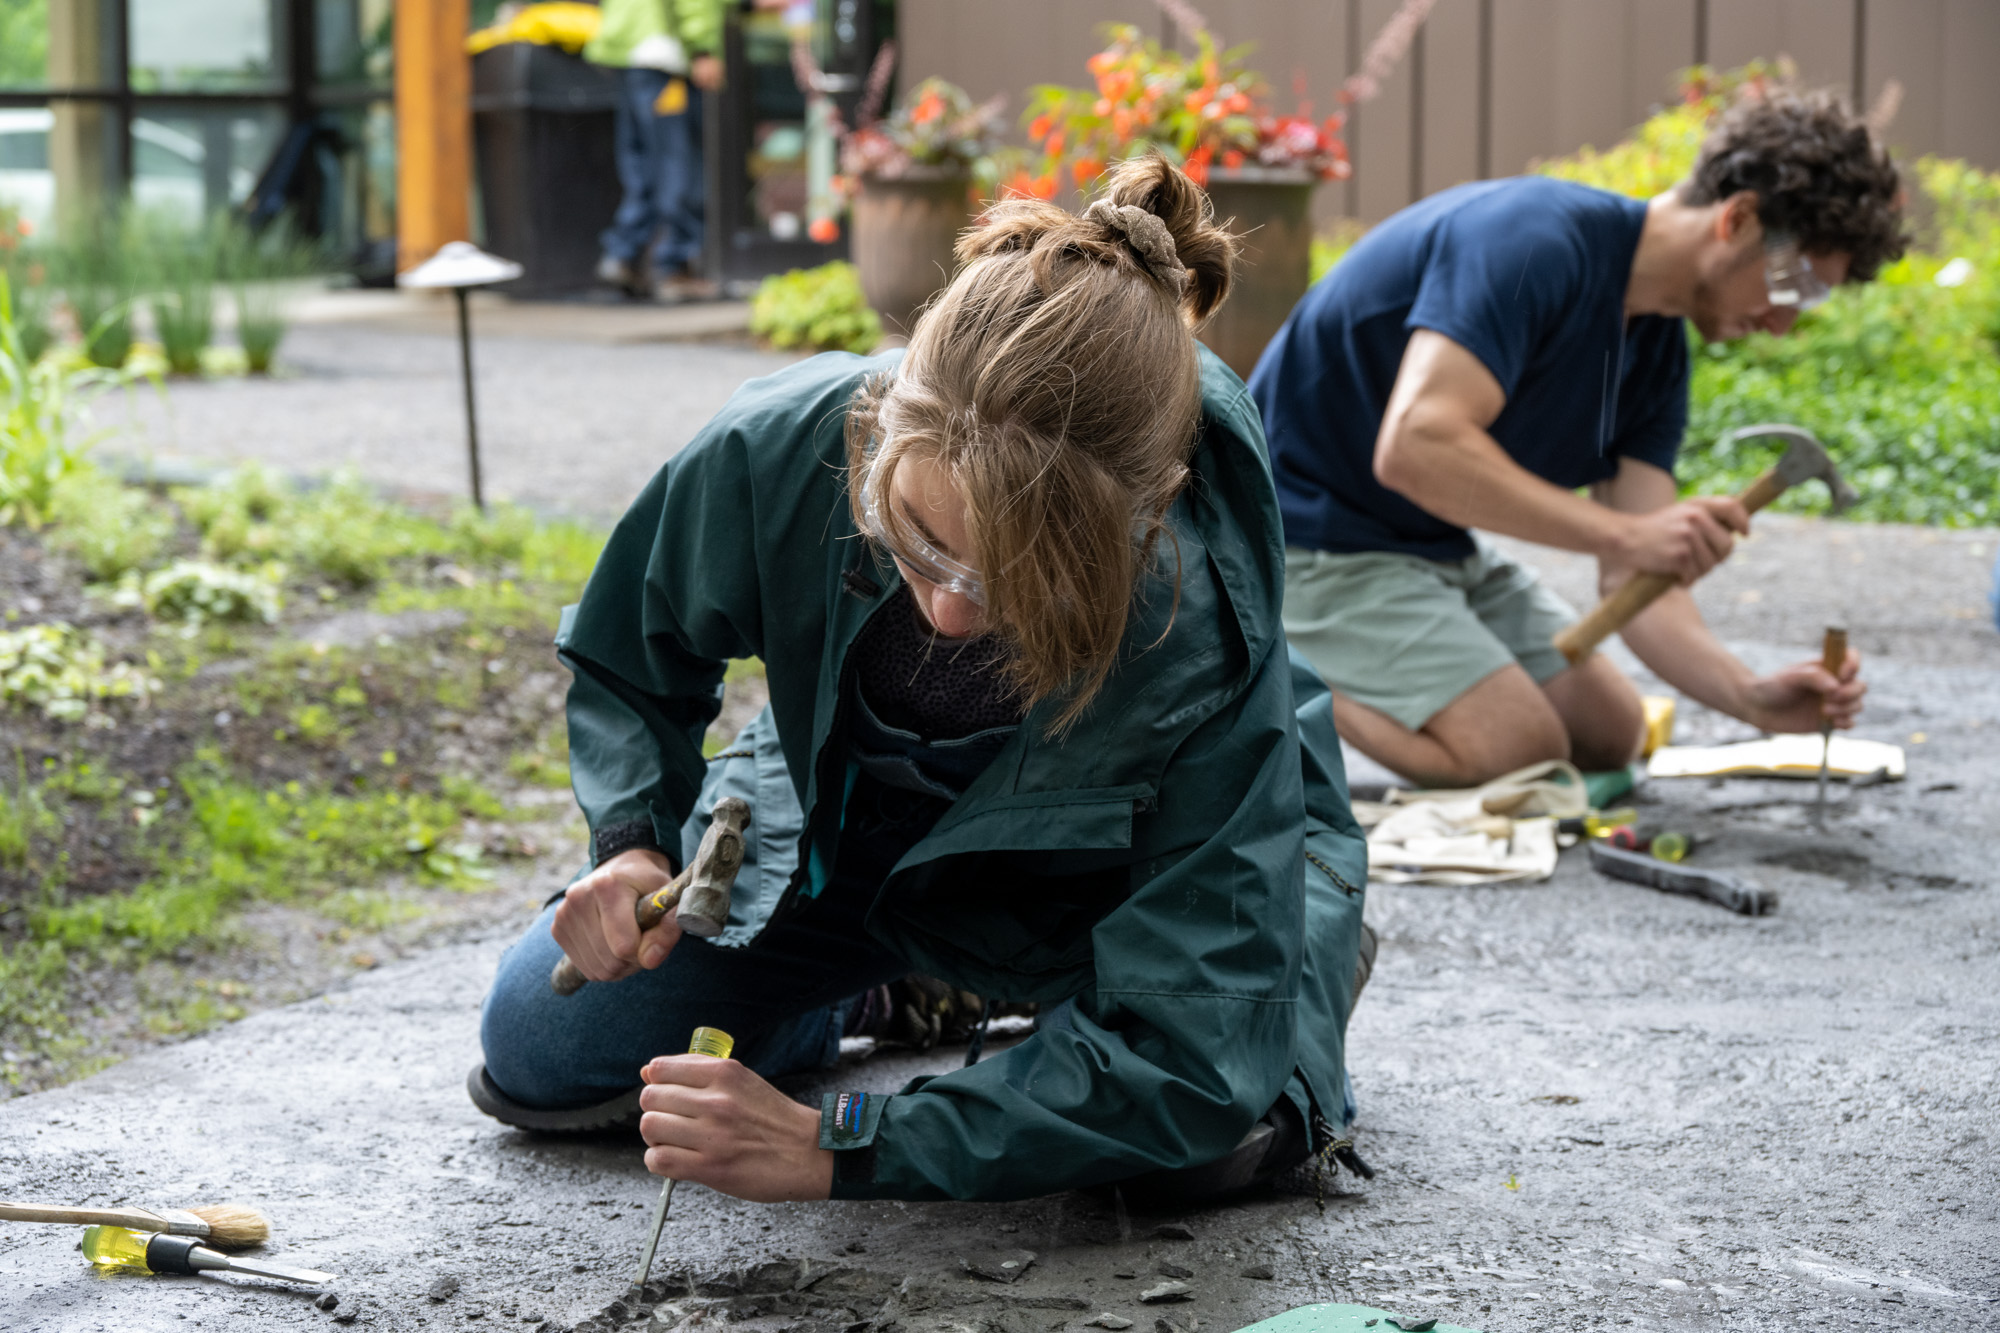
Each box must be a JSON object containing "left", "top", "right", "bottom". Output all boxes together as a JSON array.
[{"left": 395, "top": 0, "right": 473, "bottom": 273}]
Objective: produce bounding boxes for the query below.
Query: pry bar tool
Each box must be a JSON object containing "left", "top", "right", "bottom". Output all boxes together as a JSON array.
[
  {"left": 1816, "top": 626, "right": 1847, "bottom": 829},
  {"left": 1587, "top": 841, "right": 1777, "bottom": 916}
]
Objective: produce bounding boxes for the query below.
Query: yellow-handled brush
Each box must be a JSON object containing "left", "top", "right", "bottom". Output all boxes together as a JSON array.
[{"left": 0, "top": 1200, "right": 269, "bottom": 1250}]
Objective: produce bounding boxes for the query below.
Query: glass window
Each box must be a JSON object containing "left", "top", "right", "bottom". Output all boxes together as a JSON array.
[
  {"left": 129, "top": 0, "right": 285, "bottom": 92},
  {"left": 130, "top": 106, "right": 283, "bottom": 224},
  {"left": 3, "top": 0, "right": 122, "bottom": 91},
  {"left": 315, "top": 0, "right": 391, "bottom": 88},
  {"left": 0, "top": 108, "right": 55, "bottom": 231}
]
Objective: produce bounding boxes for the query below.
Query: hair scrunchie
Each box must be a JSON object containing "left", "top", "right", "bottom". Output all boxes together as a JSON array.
[{"left": 1083, "top": 199, "right": 1189, "bottom": 298}]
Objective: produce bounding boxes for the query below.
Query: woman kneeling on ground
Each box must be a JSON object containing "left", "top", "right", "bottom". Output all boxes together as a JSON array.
[{"left": 471, "top": 155, "right": 1371, "bottom": 1203}]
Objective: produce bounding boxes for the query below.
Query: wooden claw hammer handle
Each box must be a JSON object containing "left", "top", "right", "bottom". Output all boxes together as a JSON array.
[
  {"left": 1551, "top": 467, "right": 1793, "bottom": 666},
  {"left": 549, "top": 797, "right": 751, "bottom": 996}
]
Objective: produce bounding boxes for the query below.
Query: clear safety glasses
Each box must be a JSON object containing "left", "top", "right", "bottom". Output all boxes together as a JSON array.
[
  {"left": 1764, "top": 235, "right": 1833, "bottom": 312},
  {"left": 856, "top": 469, "right": 988, "bottom": 606}
]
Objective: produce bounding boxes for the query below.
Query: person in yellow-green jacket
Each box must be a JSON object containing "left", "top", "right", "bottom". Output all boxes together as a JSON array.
[
  {"left": 584, "top": 0, "right": 725, "bottom": 297},
  {"left": 468, "top": 156, "right": 1375, "bottom": 1204}
]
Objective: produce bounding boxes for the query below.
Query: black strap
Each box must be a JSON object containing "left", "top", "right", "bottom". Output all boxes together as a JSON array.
[{"left": 962, "top": 998, "right": 995, "bottom": 1067}]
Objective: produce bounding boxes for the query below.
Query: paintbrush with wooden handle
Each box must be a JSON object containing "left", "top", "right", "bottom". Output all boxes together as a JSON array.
[{"left": 0, "top": 1200, "right": 269, "bottom": 1250}]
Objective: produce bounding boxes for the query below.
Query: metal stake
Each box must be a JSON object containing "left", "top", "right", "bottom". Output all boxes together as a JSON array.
[{"left": 453, "top": 286, "right": 485, "bottom": 512}]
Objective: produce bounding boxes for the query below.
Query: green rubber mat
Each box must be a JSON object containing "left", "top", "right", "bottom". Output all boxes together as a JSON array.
[{"left": 1234, "top": 1304, "right": 1483, "bottom": 1333}]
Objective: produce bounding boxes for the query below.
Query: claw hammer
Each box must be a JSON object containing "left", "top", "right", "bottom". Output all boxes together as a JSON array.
[
  {"left": 1552, "top": 425, "right": 1858, "bottom": 665},
  {"left": 549, "top": 796, "right": 751, "bottom": 995}
]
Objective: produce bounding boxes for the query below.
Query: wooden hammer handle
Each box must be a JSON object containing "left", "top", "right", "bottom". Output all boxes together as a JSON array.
[
  {"left": 548, "top": 871, "right": 688, "bottom": 997},
  {"left": 547, "top": 798, "right": 751, "bottom": 996},
  {"left": 1553, "top": 463, "right": 1792, "bottom": 666}
]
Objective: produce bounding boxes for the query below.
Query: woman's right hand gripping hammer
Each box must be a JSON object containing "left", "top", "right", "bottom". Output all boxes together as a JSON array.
[{"left": 552, "top": 848, "right": 682, "bottom": 982}]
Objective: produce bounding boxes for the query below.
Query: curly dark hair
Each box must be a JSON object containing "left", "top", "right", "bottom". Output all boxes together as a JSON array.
[{"left": 1682, "top": 89, "right": 1907, "bottom": 281}]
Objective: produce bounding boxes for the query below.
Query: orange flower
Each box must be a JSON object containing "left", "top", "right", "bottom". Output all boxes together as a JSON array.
[
  {"left": 1185, "top": 92, "right": 1207, "bottom": 113},
  {"left": 1224, "top": 92, "right": 1250, "bottom": 114},
  {"left": 14, "top": 218, "right": 28, "bottom": 237},
  {"left": 1045, "top": 131, "right": 1064, "bottom": 157},
  {"left": 1028, "top": 114, "right": 1053, "bottom": 142},
  {"left": 1032, "top": 173, "right": 1058, "bottom": 200},
  {"left": 808, "top": 216, "right": 840, "bottom": 244},
  {"left": 1222, "top": 149, "right": 1244, "bottom": 168},
  {"left": 1111, "top": 107, "right": 1134, "bottom": 141},
  {"left": 1094, "top": 98, "right": 1112, "bottom": 117},
  {"left": 911, "top": 92, "right": 945, "bottom": 125},
  {"left": 1073, "top": 157, "right": 1104, "bottom": 187},
  {"left": 1087, "top": 51, "right": 1117, "bottom": 75}
]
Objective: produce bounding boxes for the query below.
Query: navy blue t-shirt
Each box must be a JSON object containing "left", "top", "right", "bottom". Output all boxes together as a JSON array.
[{"left": 1248, "top": 177, "right": 1690, "bottom": 562}]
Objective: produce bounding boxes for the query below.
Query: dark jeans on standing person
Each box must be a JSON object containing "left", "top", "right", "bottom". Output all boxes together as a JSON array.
[{"left": 600, "top": 65, "right": 705, "bottom": 275}]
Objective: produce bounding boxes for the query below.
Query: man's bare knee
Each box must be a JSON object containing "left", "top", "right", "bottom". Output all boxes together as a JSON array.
[{"left": 1417, "top": 671, "right": 1571, "bottom": 787}]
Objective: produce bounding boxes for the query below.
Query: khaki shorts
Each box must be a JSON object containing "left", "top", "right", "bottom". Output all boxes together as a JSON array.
[{"left": 1283, "top": 537, "right": 1577, "bottom": 732}]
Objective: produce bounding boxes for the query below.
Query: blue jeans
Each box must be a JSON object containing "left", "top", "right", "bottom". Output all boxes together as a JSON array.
[{"left": 600, "top": 66, "right": 705, "bottom": 272}]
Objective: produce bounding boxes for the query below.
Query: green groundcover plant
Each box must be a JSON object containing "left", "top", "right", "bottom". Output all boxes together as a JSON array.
[{"left": 750, "top": 261, "right": 882, "bottom": 354}]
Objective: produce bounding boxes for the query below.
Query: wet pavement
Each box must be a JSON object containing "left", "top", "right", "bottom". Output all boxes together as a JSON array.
[{"left": 7, "top": 322, "right": 1998, "bottom": 1331}]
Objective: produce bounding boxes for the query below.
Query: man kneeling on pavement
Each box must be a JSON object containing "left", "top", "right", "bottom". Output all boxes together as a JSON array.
[{"left": 1254, "top": 88, "right": 1902, "bottom": 788}]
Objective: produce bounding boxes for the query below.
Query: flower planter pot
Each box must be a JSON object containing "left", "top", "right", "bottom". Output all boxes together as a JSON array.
[
  {"left": 1197, "top": 166, "right": 1319, "bottom": 380},
  {"left": 851, "top": 169, "right": 976, "bottom": 339}
]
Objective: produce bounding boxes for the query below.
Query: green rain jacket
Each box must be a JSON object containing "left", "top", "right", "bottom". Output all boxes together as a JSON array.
[{"left": 555, "top": 348, "right": 1368, "bottom": 1201}]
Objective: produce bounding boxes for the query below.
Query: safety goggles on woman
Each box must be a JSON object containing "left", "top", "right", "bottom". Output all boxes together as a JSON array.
[{"left": 856, "top": 468, "right": 988, "bottom": 606}]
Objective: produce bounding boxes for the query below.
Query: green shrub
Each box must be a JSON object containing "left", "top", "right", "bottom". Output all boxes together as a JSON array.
[
  {"left": 47, "top": 466, "right": 175, "bottom": 580},
  {"left": 751, "top": 261, "right": 882, "bottom": 354},
  {"left": 1309, "top": 220, "right": 1369, "bottom": 285}
]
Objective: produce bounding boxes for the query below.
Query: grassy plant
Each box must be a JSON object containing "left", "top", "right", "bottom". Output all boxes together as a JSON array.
[
  {"left": 219, "top": 219, "right": 324, "bottom": 375},
  {"left": 1, "top": 245, "right": 57, "bottom": 364},
  {"left": 751, "top": 261, "right": 882, "bottom": 354},
  {"left": 1, "top": 270, "right": 129, "bottom": 528},
  {"left": 58, "top": 218, "right": 140, "bottom": 370},
  {"left": 149, "top": 225, "right": 220, "bottom": 377},
  {"left": 47, "top": 464, "right": 175, "bottom": 580},
  {"left": 0, "top": 762, "right": 58, "bottom": 870}
]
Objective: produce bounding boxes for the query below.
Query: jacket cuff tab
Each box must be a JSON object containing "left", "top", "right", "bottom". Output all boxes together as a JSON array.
[
  {"left": 820, "top": 1090, "right": 889, "bottom": 1149},
  {"left": 592, "top": 818, "right": 664, "bottom": 867},
  {"left": 822, "top": 1091, "right": 887, "bottom": 1197}
]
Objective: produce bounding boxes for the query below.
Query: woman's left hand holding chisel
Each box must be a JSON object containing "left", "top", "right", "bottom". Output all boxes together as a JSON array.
[{"left": 638, "top": 1052, "right": 834, "bottom": 1203}]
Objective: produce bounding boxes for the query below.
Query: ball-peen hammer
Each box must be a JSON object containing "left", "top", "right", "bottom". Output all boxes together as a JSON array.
[
  {"left": 549, "top": 796, "right": 751, "bottom": 995},
  {"left": 1553, "top": 425, "right": 1858, "bottom": 665}
]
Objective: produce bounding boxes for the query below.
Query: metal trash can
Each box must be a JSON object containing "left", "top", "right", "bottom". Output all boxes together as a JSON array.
[{"left": 471, "top": 43, "right": 622, "bottom": 295}]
